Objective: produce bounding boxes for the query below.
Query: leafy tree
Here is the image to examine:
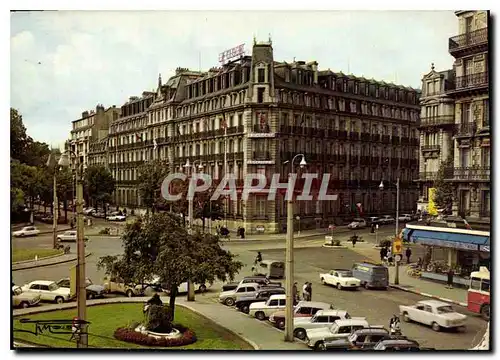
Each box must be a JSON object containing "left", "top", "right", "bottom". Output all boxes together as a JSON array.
[
  {"left": 84, "top": 165, "right": 115, "bottom": 216},
  {"left": 136, "top": 160, "right": 169, "bottom": 213},
  {"left": 433, "top": 157, "right": 454, "bottom": 213},
  {"left": 97, "top": 212, "right": 242, "bottom": 321}
]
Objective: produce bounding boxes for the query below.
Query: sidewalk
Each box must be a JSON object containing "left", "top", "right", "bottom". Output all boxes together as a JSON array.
[
  {"left": 12, "top": 252, "right": 92, "bottom": 271},
  {"left": 345, "top": 241, "right": 468, "bottom": 307}
]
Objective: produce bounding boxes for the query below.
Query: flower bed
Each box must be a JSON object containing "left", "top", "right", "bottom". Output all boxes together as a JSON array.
[{"left": 114, "top": 323, "right": 197, "bottom": 347}]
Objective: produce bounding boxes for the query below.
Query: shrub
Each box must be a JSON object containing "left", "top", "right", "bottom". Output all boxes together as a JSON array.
[
  {"left": 332, "top": 239, "right": 341, "bottom": 246},
  {"left": 146, "top": 304, "right": 172, "bottom": 333},
  {"left": 114, "top": 324, "right": 197, "bottom": 347},
  {"left": 379, "top": 239, "right": 392, "bottom": 248}
]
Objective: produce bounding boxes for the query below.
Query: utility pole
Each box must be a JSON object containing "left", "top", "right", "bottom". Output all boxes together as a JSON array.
[
  {"left": 395, "top": 177, "right": 400, "bottom": 285},
  {"left": 46, "top": 153, "right": 59, "bottom": 249}
]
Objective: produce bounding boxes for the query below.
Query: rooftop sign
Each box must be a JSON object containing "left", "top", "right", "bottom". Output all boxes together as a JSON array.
[{"left": 219, "top": 44, "right": 245, "bottom": 64}]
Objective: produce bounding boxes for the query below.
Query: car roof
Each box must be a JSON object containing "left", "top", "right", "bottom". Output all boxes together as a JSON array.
[
  {"left": 417, "top": 300, "right": 450, "bottom": 307},
  {"left": 354, "top": 328, "right": 389, "bottom": 335},
  {"left": 353, "top": 218, "right": 364, "bottom": 221},
  {"left": 30, "top": 280, "right": 55, "bottom": 285},
  {"left": 379, "top": 339, "right": 419, "bottom": 346},
  {"left": 297, "top": 301, "right": 332, "bottom": 308},
  {"left": 335, "top": 319, "right": 369, "bottom": 326},
  {"left": 315, "top": 310, "right": 347, "bottom": 316},
  {"left": 239, "top": 283, "right": 261, "bottom": 287},
  {"left": 269, "top": 294, "right": 286, "bottom": 300}
]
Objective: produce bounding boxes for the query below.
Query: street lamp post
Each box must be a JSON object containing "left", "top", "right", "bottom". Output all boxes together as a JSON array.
[
  {"left": 46, "top": 153, "right": 59, "bottom": 249},
  {"left": 184, "top": 159, "right": 204, "bottom": 302},
  {"left": 58, "top": 151, "right": 87, "bottom": 348},
  {"left": 283, "top": 154, "right": 306, "bottom": 342},
  {"left": 379, "top": 177, "right": 400, "bottom": 285}
]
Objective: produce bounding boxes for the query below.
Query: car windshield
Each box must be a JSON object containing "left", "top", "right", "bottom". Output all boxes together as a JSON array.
[
  {"left": 436, "top": 306, "right": 454, "bottom": 314},
  {"left": 338, "top": 271, "right": 353, "bottom": 277},
  {"left": 48, "top": 283, "right": 59, "bottom": 291}
]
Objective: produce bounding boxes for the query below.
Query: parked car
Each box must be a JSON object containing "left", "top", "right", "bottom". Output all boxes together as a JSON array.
[
  {"left": 164, "top": 281, "right": 208, "bottom": 294},
  {"left": 398, "top": 214, "right": 413, "bottom": 222},
  {"left": 380, "top": 215, "right": 395, "bottom": 224},
  {"left": 320, "top": 269, "right": 361, "bottom": 290},
  {"left": 21, "top": 280, "right": 71, "bottom": 304},
  {"left": 305, "top": 318, "right": 370, "bottom": 350},
  {"left": 292, "top": 310, "right": 361, "bottom": 340},
  {"left": 57, "top": 230, "right": 89, "bottom": 242},
  {"left": 102, "top": 275, "right": 157, "bottom": 297},
  {"left": 366, "top": 217, "right": 381, "bottom": 225},
  {"left": 399, "top": 300, "right": 467, "bottom": 332},
  {"left": 372, "top": 338, "right": 421, "bottom": 351},
  {"left": 56, "top": 277, "right": 106, "bottom": 299},
  {"left": 106, "top": 212, "right": 126, "bottom": 221},
  {"left": 269, "top": 301, "right": 334, "bottom": 329},
  {"left": 83, "top": 207, "right": 95, "bottom": 215},
  {"left": 352, "top": 262, "right": 389, "bottom": 289},
  {"left": 319, "top": 327, "right": 391, "bottom": 351},
  {"left": 13, "top": 226, "right": 40, "bottom": 238},
  {"left": 219, "top": 282, "right": 261, "bottom": 306},
  {"left": 249, "top": 294, "right": 286, "bottom": 320},
  {"left": 253, "top": 260, "right": 285, "bottom": 278},
  {"left": 223, "top": 276, "right": 281, "bottom": 292},
  {"left": 92, "top": 211, "right": 106, "bottom": 218},
  {"left": 235, "top": 287, "right": 286, "bottom": 314},
  {"left": 348, "top": 218, "right": 366, "bottom": 229},
  {"left": 12, "top": 285, "right": 41, "bottom": 308}
]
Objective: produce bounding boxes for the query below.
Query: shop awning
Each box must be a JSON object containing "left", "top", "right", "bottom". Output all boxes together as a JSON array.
[{"left": 409, "top": 229, "right": 490, "bottom": 251}]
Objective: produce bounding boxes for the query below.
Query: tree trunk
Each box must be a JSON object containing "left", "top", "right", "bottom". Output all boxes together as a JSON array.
[
  {"left": 63, "top": 198, "right": 68, "bottom": 223},
  {"left": 202, "top": 218, "right": 205, "bottom": 232},
  {"left": 168, "top": 287, "right": 178, "bottom": 322},
  {"left": 103, "top": 201, "right": 107, "bottom": 218}
]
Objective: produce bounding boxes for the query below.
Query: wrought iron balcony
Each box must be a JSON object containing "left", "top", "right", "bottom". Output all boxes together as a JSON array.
[
  {"left": 455, "top": 122, "right": 477, "bottom": 137},
  {"left": 251, "top": 124, "right": 272, "bottom": 133},
  {"left": 449, "top": 72, "right": 489, "bottom": 92},
  {"left": 453, "top": 166, "right": 490, "bottom": 181},
  {"left": 419, "top": 115, "right": 455, "bottom": 127},
  {"left": 422, "top": 145, "right": 441, "bottom": 152},
  {"left": 449, "top": 27, "right": 488, "bottom": 55}
]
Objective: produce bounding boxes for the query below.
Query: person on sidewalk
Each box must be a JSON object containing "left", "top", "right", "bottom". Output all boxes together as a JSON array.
[
  {"left": 405, "top": 247, "right": 412, "bottom": 264},
  {"left": 386, "top": 248, "right": 393, "bottom": 266},
  {"left": 351, "top": 234, "right": 358, "bottom": 248},
  {"left": 380, "top": 247, "right": 388, "bottom": 262},
  {"left": 255, "top": 251, "right": 262, "bottom": 265},
  {"left": 446, "top": 268, "right": 454, "bottom": 289},
  {"left": 306, "top": 282, "right": 312, "bottom": 301},
  {"left": 292, "top": 282, "right": 299, "bottom": 305},
  {"left": 302, "top": 282, "right": 310, "bottom": 301}
]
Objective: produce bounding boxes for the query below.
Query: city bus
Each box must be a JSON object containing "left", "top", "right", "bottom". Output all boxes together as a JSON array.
[{"left": 467, "top": 266, "right": 490, "bottom": 320}]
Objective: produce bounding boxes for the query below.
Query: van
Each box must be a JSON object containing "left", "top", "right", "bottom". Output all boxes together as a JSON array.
[
  {"left": 254, "top": 260, "right": 285, "bottom": 279},
  {"left": 352, "top": 262, "right": 388, "bottom": 289}
]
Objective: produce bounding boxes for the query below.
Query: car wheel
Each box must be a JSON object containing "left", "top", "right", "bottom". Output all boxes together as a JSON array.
[
  {"left": 87, "top": 292, "right": 94, "bottom": 300},
  {"left": 126, "top": 289, "right": 134, "bottom": 298},
  {"left": 321, "top": 278, "right": 326, "bottom": 285},
  {"left": 277, "top": 319, "right": 285, "bottom": 330},
  {"left": 364, "top": 282, "right": 370, "bottom": 290},
  {"left": 481, "top": 304, "right": 490, "bottom": 321},
  {"left": 20, "top": 301, "right": 29, "bottom": 309},
  {"left": 55, "top": 296, "right": 64, "bottom": 304},
  {"left": 199, "top": 284, "right": 207, "bottom": 293},
  {"left": 294, "top": 328, "right": 306, "bottom": 340},
  {"left": 242, "top": 305, "right": 250, "bottom": 314},
  {"left": 336, "top": 283, "right": 342, "bottom": 290},
  {"left": 255, "top": 311, "right": 266, "bottom": 321},
  {"left": 315, "top": 341, "right": 325, "bottom": 351},
  {"left": 224, "top": 297, "right": 235, "bottom": 306},
  {"left": 402, "top": 312, "right": 410, "bottom": 322},
  {"left": 431, "top": 322, "right": 441, "bottom": 332}
]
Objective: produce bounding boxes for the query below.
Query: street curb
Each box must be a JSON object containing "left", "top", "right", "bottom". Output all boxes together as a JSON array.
[
  {"left": 321, "top": 245, "right": 348, "bottom": 249},
  {"left": 12, "top": 251, "right": 65, "bottom": 265},
  {"left": 389, "top": 284, "right": 468, "bottom": 307},
  {"left": 12, "top": 252, "right": 93, "bottom": 271},
  {"left": 13, "top": 297, "right": 259, "bottom": 350},
  {"left": 179, "top": 303, "right": 260, "bottom": 350}
]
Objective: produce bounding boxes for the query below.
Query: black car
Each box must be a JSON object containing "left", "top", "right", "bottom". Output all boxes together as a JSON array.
[
  {"left": 235, "top": 287, "right": 286, "bottom": 314},
  {"left": 319, "top": 328, "right": 391, "bottom": 351},
  {"left": 372, "top": 338, "right": 421, "bottom": 351},
  {"left": 222, "top": 276, "right": 281, "bottom": 292},
  {"left": 56, "top": 277, "right": 107, "bottom": 300}
]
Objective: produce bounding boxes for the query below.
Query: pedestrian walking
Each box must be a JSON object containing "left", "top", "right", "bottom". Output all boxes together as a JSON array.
[
  {"left": 306, "top": 282, "right": 312, "bottom": 301},
  {"left": 446, "top": 268, "right": 454, "bottom": 289},
  {"left": 405, "top": 247, "right": 412, "bottom": 264},
  {"left": 255, "top": 251, "right": 262, "bottom": 265},
  {"left": 302, "top": 282, "right": 310, "bottom": 301},
  {"left": 387, "top": 248, "right": 393, "bottom": 266},
  {"left": 351, "top": 234, "right": 358, "bottom": 248},
  {"left": 293, "top": 282, "right": 299, "bottom": 305},
  {"left": 380, "top": 247, "right": 388, "bottom": 262}
]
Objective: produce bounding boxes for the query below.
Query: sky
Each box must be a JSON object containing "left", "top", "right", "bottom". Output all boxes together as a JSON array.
[{"left": 10, "top": 10, "right": 458, "bottom": 147}]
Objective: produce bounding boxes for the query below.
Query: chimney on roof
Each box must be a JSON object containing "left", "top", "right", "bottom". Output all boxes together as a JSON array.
[{"left": 82, "top": 111, "right": 89, "bottom": 118}]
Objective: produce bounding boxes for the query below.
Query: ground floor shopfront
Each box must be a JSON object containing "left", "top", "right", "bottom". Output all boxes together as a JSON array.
[{"left": 403, "top": 225, "right": 490, "bottom": 287}]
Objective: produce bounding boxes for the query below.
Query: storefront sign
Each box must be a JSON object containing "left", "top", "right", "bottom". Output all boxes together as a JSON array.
[
  {"left": 415, "top": 237, "right": 479, "bottom": 251},
  {"left": 219, "top": 44, "right": 245, "bottom": 64}
]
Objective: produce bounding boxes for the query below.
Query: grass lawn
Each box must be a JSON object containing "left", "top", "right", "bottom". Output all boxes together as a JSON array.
[
  {"left": 12, "top": 248, "right": 63, "bottom": 263},
  {"left": 13, "top": 303, "right": 253, "bottom": 350}
]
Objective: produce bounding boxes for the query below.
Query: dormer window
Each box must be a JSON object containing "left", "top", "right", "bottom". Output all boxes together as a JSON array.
[
  {"left": 375, "top": 87, "right": 379, "bottom": 98},
  {"left": 343, "top": 81, "right": 347, "bottom": 92},
  {"left": 258, "top": 68, "right": 265, "bottom": 83},
  {"left": 354, "top": 83, "right": 359, "bottom": 94}
]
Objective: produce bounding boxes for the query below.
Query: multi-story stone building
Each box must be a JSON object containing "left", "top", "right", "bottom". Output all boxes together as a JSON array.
[
  {"left": 69, "top": 104, "right": 119, "bottom": 169},
  {"left": 418, "top": 10, "right": 490, "bottom": 228},
  {"left": 91, "top": 39, "right": 421, "bottom": 233}
]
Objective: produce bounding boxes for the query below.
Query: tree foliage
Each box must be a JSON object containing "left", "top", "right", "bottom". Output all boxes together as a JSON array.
[
  {"left": 84, "top": 165, "right": 115, "bottom": 213},
  {"left": 433, "top": 157, "right": 454, "bottom": 213},
  {"left": 97, "top": 212, "right": 242, "bottom": 320},
  {"left": 136, "top": 160, "right": 169, "bottom": 213}
]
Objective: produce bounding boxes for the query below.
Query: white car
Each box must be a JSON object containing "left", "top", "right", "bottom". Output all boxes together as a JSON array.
[
  {"left": 399, "top": 300, "right": 467, "bottom": 332},
  {"left": 83, "top": 207, "right": 95, "bottom": 215},
  {"left": 106, "top": 214, "right": 126, "bottom": 221},
  {"left": 347, "top": 218, "right": 366, "bottom": 229},
  {"left": 249, "top": 294, "right": 286, "bottom": 320},
  {"left": 292, "top": 310, "right": 361, "bottom": 340},
  {"left": 13, "top": 226, "right": 40, "bottom": 238},
  {"left": 57, "top": 230, "right": 89, "bottom": 242},
  {"left": 320, "top": 269, "right": 361, "bottom": 290},
  {"left": 305, "top": 318, "right": 370, "bottom": 349},
  {"left": 166, "top": 281, "right": 208, "bottom": 294},
  {"left": 21, "top": 280, "right": 71, "bottom": 304},
  {"left": 219, "top": 283, "right": 261, "bottom": 306},
  {"left": 398, "top": 214, "right": 413, "bottom": 222},
  {"left": 380, "top": 215, "right": 396, "bottom": 224}
]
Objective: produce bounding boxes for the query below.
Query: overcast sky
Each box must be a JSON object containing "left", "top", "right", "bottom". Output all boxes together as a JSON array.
[{"left": 11, "top": 10, "right": 458, "bottom": 146}]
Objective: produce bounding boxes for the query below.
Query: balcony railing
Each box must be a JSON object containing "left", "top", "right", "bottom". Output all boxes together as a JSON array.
[
  {"left": 420, "top": 116, "right": 455, "bottom": 127},
  {"left": 452, "top": 72, "right": 489, "bottom": 91},
  {"left": 252, "top": 124, "right": 272, "bottom": 133},
  {"left": 453, "top": 166, "right": 490, "bottom": 181},
  {"left": 253, "top": 151, "right": 271, "bottom": 160},
  {"left": 449, "top": 27, "right": 488, "bottom": 53},
  {"left": 422, "top": 145, "right": 441, "bottom": 152},
  {"left": 455, "top": 122, "right": 476, "bottom": 137}
]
